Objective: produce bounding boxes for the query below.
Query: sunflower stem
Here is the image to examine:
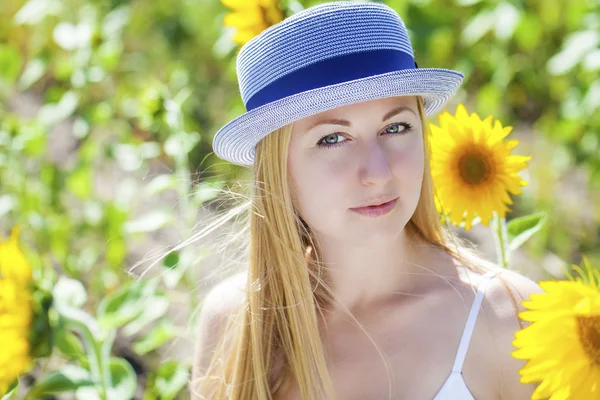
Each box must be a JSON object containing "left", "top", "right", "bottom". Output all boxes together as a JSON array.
[{"left": 492, "top": 212, "right": 511, "bottom": 268}]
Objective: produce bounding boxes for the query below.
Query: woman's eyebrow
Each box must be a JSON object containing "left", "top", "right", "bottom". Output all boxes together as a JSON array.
[{"left": 306, "top": 105, "right": 416, "bottom": 132}]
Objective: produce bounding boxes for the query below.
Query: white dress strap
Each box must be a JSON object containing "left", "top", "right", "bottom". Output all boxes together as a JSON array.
[{"left": 451, "top": 270, "right": 500, "bottom": 372}]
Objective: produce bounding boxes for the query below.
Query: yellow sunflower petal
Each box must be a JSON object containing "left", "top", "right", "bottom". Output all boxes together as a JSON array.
[
  {"left": 221, "top": 0, "right": 283, "bottom": 45},
  {"left": 0, "top": 226, "right": 33, "bottom": 396},
  {"left": 429, "top": 104, "right": 530, "bottom": 229},
  {"left": 232, "top": 29, "right": 262, "bottom": 45},
  {"left": 512, "top": 272, "right": 600, "bottom": 399},
  {"left": 224, "top": 10, "right": 265, "bottom": 29},
  {"left": 221, "top": 0, "right": 257, "bottom": 9}
]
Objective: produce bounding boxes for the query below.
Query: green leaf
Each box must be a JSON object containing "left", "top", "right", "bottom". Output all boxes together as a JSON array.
[
  {"left": 123, "top": 210, "right": 174, "bottom": 233},
  {"left": 547, "top": 30, "right": 600, "bottom": 76},
  {"left": 97, "top": 279, "right": 158, "bottom": 330},
  {"left": 476, "top": 83, "right": 502, "bottom": 118},
  {"left": 1, "top": 380, "right": 18, "bottom": 400},
  {"left": 53, "top": 55, "right": 75, "bottom": 80},
  {"left": 38, "top": 91, "right": 79, "bottom": 126},
  {"left": 160, "top": 247, "right": 203, "bottom": 288},
  {"left": 132, "top": 319, "right": 176, "bottom": 355},
  {"left": 144, "top": 174, "right": 176, "bottom": 195},
  {"left": 583, "top": 49, "right": 600, "bottom": 71},
  {"left": 514, "top": 13, "right": 543, "bottom": 51},
  {"left": 106, "top": 237, "right": 127, "bottom": 268},
  {"left": 30, "top": 289, "right": 54, "bottom": 358},
  {"left": 53, "top": 276, "right": 88, "bottom": 308},
  {"left": 18, "top": 58, "right": 47, "bottom": 90},
  {"left": 13, "top": 120, "right": 46, "bottom": 157},
  {"left": 53, "top": 22, "right": 93, "bottom": 50},
  {"left": 79, "top": 139, "right": 100, "bottom": 163},
  {"left": 0, "top": 44, "right": 23, "bottom": 84},
  {"left": 154, "top": 361, "right": 189, "bottom": 400},
  {"left": 427, "top": 27, "right": 454, "bottom": 66},
  {"left": 461, "top": 10, "right": 495, "bottom": 46},
  {"left": 493, "top": 2, "right": 520, "bottom": 40},
  {"left": 193, "top": 181, "right": 223, "bottom": 206},
  {"left": 73, "top": 117, "right": 90, "bottom": 139},
  {"left": 97, "top": 281, "right": 144, "bottom": 329},
  {"left": 108, "top": 358, "right": 137, "bottom": 400},
  {"left": 58, "top": 306, "right": 105, "bottom": 341},
  {"left": 455, "top": 0, "right": 482, "bottom": 5},
  {"left": 54, "top": 326, "right": 86, "bottom": 362},
  {"left": 0, "top": 195, "right": 17, "bottom": 218},
  {"left": 164, "top": 130, "right": 201, "bottom": 157},
  {"left": 53, "top": 300, "right": 106, "bottom": 344},
  {"left": 75, "top": 358, "right": 136, "bottom": 400},
  {"left": 14, "top": 0, "right": 62, "bottom": 25},
  {"left": 66, "top": 166, "right": 93, "bottom": 200},
  {"left": 507, "top": 212, "right": 547, "bottom": 252},
  {"left": 162, "top": 251, "right": 179, "bottom": 270},
  {"left": 122, "top": 292, "right": 170, "bottom": 336},
  {"left": 25, "top": 365, "right": 96, "bottom": 398},
  {"left": 102, "top": 6, "right": 130, "bottom": 40}
]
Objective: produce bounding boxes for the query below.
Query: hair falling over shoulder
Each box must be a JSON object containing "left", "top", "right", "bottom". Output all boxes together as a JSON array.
[{"left": 190, "top": 97, "right": 489, "bottom": 400}]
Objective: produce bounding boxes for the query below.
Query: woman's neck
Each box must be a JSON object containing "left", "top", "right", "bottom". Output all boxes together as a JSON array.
[{"left": 311, "top": 229, "right": 454, "bottom": 314}]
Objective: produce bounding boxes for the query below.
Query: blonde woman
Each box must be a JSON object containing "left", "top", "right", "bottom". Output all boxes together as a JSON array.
[{"left": 191, "top": 2, "right": 542, "bottom": 399}]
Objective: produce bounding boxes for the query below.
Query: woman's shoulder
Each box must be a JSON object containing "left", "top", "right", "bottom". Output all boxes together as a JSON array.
[
  {"left": 192, "top": 271, "right": 247, "bottom": 380},
  {"left": 197, "top": 270, "right": 248, "bottom": 332},
  {"left": 477, "top": 260, "right": 544, "bottom": 316},
  {"left": 203, "top": 270, "right": 248, "bottom": 308},
  {"left": 460, "top": 256, "right": 544, "bottom": 331},
  {"left": 468, "top": 259, "right": 544, "bottom": 398},
  {"left": 461, "top": 256, "right": 543, "bottom": 302}
]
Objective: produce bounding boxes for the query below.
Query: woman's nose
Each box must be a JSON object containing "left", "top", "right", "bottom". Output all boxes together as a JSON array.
[{"left": 358, "top": 142, "right": 393, "bottom": 187}]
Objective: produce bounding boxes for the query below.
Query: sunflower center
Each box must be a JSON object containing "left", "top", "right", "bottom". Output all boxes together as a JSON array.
[
  {"left": 576, "top": 315, "right": 600, "bottom": 366},
  {"left": 458, "top": 151, "right": 492, "bottom": 186}
]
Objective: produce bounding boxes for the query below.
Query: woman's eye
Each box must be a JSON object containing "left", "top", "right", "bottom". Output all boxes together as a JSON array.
[
  {"left": 316, "top": 123, "right": 413, "bottom": 149},
  {"left": 385, "top": 123, "right": 411, "bottom": 134},
  {"left": 317, "top": 133, "right": 346, "bottom": 147}
]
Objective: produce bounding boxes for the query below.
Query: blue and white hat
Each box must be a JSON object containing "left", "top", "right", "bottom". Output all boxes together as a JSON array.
[{"left": 213, "top": 1, "right": 464, "bottom": 166}]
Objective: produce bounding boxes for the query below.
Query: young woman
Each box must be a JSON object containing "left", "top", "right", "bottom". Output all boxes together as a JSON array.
[{"left": 191, "top": 2, "right": 542, "bottom": 399}]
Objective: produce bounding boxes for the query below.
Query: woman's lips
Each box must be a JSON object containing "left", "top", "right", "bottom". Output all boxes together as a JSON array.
[{"left": 349, "top": 197, "right": 398, "bottom": 217}]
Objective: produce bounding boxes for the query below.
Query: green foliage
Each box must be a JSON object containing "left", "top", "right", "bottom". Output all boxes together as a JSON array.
[
  {"left": 143, "top": 361, "right": 190, "bottom": 400},
  {"left": 25, "top": 366, "right": 97, "bottom": 399},
  {"left": 0, "top": 381, "right": 19, "bottom": 400},
  {"left": 507, "top": 212, "right": 548, "bottom": 252}
]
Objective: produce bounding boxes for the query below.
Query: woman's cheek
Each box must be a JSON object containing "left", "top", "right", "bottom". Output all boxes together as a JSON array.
[
  {"left": 394, "top": 136, "right": 423, "bottom": 167},
  {"left": 298, "top": 167, "right": 344, "bottom": 217}
]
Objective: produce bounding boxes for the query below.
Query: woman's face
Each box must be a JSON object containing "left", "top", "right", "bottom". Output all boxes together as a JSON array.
[{"left": 287, "top": 96, "right": 424, "bottom": 245}]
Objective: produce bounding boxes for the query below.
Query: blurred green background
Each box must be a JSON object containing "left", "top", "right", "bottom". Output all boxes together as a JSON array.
[{"left": 1, "top": 0, "right": 599, "bottom": 398}]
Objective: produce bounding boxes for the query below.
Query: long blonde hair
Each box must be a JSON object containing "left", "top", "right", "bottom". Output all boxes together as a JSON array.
[{"left": 192, "top": 96, "right": 491, "bottom": 399}]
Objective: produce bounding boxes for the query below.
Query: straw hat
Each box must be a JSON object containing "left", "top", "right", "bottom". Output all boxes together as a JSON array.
[{"left": 212, "top": 1, "right": 464, "bottom": 166}]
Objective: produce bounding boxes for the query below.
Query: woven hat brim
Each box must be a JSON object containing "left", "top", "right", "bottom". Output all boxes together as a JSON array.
[{"left": 213, "top": 68, "right": 463, "bottom": 167}]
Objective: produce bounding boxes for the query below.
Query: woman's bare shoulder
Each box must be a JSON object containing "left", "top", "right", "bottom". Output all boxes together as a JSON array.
[
  {"left": 192, "top": 271, "right": 248, "bottom": 379},
  {"left": 466, "top": 256, "right": 543, "bottom": 330},
  {"left": 478, "top": 264, "right": 544, "bottom": 399},
  {"left": 485, "top": 266, "right": 544, "bottom": 314},
  {"left": 201, "top": 270, "right": 248, "bottom": 315},
  {"left": 196, "top": 270, "right": 248, "bottom": 337},
  {"left": 463, "top": 255, "right": 543, "bottom": 302}
]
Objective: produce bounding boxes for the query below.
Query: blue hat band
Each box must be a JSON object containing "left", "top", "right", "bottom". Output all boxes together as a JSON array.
[{"left": 245, "top": 49, "right": 416, "bottom": 111}]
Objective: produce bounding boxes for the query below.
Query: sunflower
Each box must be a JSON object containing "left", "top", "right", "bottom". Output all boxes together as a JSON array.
[
  {"left": 221, "top": 0, "right": 285, "bottom": 45},
  {"left": 0, "top": 226, "right": 33, "bottom": 396},
  {"left": 428, "top": 104, "right": 531, "bottom": 231},
  {"left": 512, "top": 258, "right": 600, "bottom": 399}
]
